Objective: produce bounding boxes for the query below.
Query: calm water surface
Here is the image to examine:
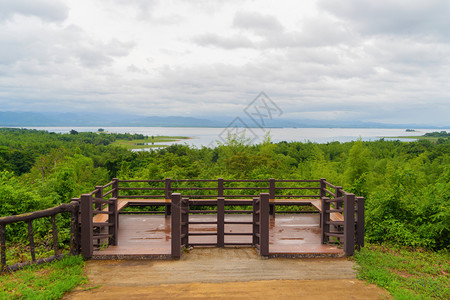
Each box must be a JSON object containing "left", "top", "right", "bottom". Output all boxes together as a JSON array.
[{"left": 16, "top": 127, "right": 448, "bottom": 148}]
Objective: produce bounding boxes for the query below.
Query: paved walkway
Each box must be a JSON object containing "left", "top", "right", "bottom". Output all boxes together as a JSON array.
[{"left": 65, "top": 248, "right": 390, "bottom": 299}]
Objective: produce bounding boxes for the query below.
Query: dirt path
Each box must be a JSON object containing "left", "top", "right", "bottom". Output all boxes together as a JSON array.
[{"left": 65, "top": 248, "right": 390, "bottom": 299}]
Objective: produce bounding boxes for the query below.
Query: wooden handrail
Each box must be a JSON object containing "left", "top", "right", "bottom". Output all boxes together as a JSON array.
[
  {"left": 0, "top": 202, "right": 78, "bottom": 225},
  {"left": 0, "top": 202, "right": 80, "bottom": 272}
]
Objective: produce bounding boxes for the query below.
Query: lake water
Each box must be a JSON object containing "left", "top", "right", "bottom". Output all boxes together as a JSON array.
[{"left": 15, "top": 126, "right": 448, "bottom": 148}]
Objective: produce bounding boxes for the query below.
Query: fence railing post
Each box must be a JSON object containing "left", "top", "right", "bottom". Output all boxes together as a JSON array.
[
  {"left": 217, "top": 197, "right": 225, "bottom": 247},
  {"left": 319, "top": 178, "right": 326, "bottom": 198},
  {"left": 112, "top": 178, "right": 119, "bottom": 198},
  {"left": 335, "top": 186, "right": 343, "bottom": 209},
  {"left": 0, "top": 224, "right": 5, "bottom": 271},
  {"left": 70, "top": 200, "right": 80, "bottom": 255},
  {"left": 165, "top": 178, "right": 172, "bottom": 217},
  {"left": 171, "top": 193, "right": 181, "bottom": 258},
  {"left": 108, "top": 198, "right": 118, "bottom": 246},
  {"left": 80, "top": 194, "right": 93, "bottom": 258},
  {"left": 252, "top": 197, "right": 259, "bottom": 246},
  {"left": 356, "top": 196, "right": 365, "bottom": 249},
  {"left": 218, "top": 178, "right": 223, "bottom": 198},
  {"left": 321, "top": 197, "right": 330, "bottom": 244},
  {"left": 344, "top": 193, "right": 355, "bottom": 255},
  {"left": 259, "top": 193, "right": 269, "bottom": 256},
  {"left": 181, "top": 197, "right": 189, "bottom": 248},
  {"left": 95, "top": 186, "right": 103, "bottom": 211},
  {"left": 269, "top": 178, "right": 275, "bottom": 216}
]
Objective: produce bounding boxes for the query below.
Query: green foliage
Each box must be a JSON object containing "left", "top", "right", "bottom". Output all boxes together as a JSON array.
[
  {"left": 353, "top": 244, "right": 449, "bottom": 299},
  {"left": 0, "top": 128, "right": 449, "bottom": 251},
  {"left": 0, "top": 255, "right": 87, "bottom": 299},
  {"left": 424, "top": 131, "right": 449, "bottom": 138}
]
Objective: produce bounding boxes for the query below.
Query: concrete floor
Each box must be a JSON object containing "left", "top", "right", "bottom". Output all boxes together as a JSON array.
[{"left": 66, "top": 248, "right": 390, "bottom": 300}]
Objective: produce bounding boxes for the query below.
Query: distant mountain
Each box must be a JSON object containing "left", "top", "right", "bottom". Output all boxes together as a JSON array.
[
  {"left": 0, "top": 111, "right": 448, "bottom": 129},
  {"left": 0, "top": 111, "right": 221, "bottom": 127}
]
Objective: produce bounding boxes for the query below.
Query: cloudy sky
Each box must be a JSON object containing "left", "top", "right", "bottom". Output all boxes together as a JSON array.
[{"left": 0, "top": 0, "right": 449, "bottom": 125}]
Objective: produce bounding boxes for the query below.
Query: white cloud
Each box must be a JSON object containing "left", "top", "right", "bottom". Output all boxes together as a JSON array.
[{"left": 0, "top": 0, "right": 449, "bottom": 126}]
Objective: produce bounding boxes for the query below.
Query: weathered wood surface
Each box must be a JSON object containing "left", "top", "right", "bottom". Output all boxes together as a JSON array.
[
  {"left": 0, "top": 202, "right": 78, "bottom": 225},
  {"left": 92, "top": 199, "right": 128, "bottom": 223},
  {"left": 0, "top": 201, "right": 80, "bottom": 272}
]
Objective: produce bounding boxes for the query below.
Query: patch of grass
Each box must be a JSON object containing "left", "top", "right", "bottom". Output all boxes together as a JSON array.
[
  {"left": 0, "top": 255, "right": 87, "bottom": 299},
  {"left": 5, "top": 243, "right": 71, "bottom": 266},
  {"left": 353, "top": 244, "right": 449, "bottom": 299},
  {"left": 111, "top": 136, "right": 190, "bottom": 149}
]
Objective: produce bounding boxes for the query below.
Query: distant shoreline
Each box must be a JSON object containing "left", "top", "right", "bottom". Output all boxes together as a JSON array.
[{"left": 3, "top": 125, "right": 450, "bottom": 130}]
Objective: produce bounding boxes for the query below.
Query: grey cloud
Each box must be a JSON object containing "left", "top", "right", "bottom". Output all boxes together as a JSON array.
[
  {"left": 194, "top": 15, "right": 353, "bottom": 50},
  {"left": 192, "top": 33, "right": 255, "bottom": 49},
  {"left": 127, "top": 64, "right": 148, "bottom": 74},
  {"left": 319, "top": 0, "right": 450, "bottom": 39},
  {"left": 0, "top": 0, "right": 68, "bottom": 22},
  {"left": 0, "top": 23, "right": 134, "bottom": 68},
  {"left": 233, "top": 11, "right": 284, "bottom": 36}
]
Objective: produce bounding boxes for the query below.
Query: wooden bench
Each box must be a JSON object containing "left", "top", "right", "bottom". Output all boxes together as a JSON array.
[{"left": 92, "top": 199, "right": 129, "bottom": 223}]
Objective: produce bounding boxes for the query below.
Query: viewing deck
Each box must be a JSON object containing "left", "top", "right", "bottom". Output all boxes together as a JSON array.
[
  {"left": 93, "top": 213, "right": 344, "bottom": 259},
  {"left": 74, "top": 178, "right": 364, "bottom": 259}
]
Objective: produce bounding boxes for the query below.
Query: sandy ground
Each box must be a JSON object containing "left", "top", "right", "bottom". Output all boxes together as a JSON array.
[{"left": 65, "top": 248, "right": 390, "bottom": 300}]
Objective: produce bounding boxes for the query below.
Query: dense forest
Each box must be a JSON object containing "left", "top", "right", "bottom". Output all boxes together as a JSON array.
[{"left": 0, "top": 128, "right": 449, "bottom": 250}]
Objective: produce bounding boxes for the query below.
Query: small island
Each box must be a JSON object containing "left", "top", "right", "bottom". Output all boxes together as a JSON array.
[
  {"left": 384, "top": 131, "right": 449, "bottom": 142},
  {"left": 111, "top": 135, "right": 190, "bottom": 149}
]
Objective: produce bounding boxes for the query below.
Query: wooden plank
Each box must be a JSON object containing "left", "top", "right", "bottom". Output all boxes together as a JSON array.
[
  {"left": 92, "top": 199, "right": 129, "bottom": 223},
  {"left": 310, "top": 200, "right": 344, "bottom": 222}
]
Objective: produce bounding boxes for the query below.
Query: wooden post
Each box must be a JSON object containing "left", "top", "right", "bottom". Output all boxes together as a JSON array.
[
  {"left": 0, "top": 224, "right": 6, "bottom": 270},
  {"left": 335, "top": 186, "right": 343, "bottom": 209},
  {"left": 259, "top": 193, "right": 269, "bottom": 256},
  {"left": 218, "top": 178, "right": 223, "bottom": 198},
  {"left": 165, "top": 178, "right": 172, "bottom": 217},
  {"left": 70, "top": 200, "right": 80, "bottom": 255},
  {"left": 252, "top": 197, "right": 259, "bottom": 246},
  {"left": 269, "top": 178, "right": 275, "bottom": 216},
  {"left": 356, "top": 197, "right": 365, "bottom": 249},
  {"left": 80, "top": 194, "right": 93, "bottom": 258},
  {"left": 321, "top": 197, "right": 330, "bottom": 244},
  {"left": 344, "top": 193, "right": 355, "bottom": 255},
  {"left": 108, "top": 198, "right": 118, "bottom": 246},
  {"left": 319, "top": 178, "right": 326, "bottom": 198},
  {"left": 50, "top": 215, "right": 59, "bottom": 256},
  {"left": 171, "top": 193, "right": 181, "bottom": 259},
  {"left": 27, "top": 220, "right": 36, "bottom": 262},
  {"left": 95, "top": 186, "right": 103, "bottom": 211},
  {"left": 217, "top": 197, "right": 225, "bottom": 247},
  {"left": 112, "top": 178, "right": 119, "bottom": 198},
  {"left": 181, "top": 197, "right": 189, "bottom": 248}
]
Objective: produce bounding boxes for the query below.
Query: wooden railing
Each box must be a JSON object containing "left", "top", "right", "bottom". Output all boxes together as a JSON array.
[
  {"left": 0, "top": 177, "right": 365, "bottom": 269},
  {"left": 116, "top": 178, "right": 321, "bottom": 200},
  {"left": 0, "top": 202, "right": 80, "bottom": 272},
  {"left": 170, "top": 192, "right": 270, "bottom": 258},
  {"left": 75, "top": 177, "right": 364, "bottom": 258},
  {"left": 71, "top": 180, "right": 119, "bottom": 259},
  {"left": 320, "top": 180, "right": 365, "bottom": 255}
]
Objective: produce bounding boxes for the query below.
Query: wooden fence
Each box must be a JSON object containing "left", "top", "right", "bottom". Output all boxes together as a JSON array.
[
  {"left": 320, "top": 180, "right": 365, "bottom": 254},
  {"left": 0, "top": 202, "right": 80, "bottom": 272},
  {"left": 170, "top": 193, "right": 271, "bottom": 258},
  {"left": 0, "top": 177, "right": 364, "bottom": 266}
]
